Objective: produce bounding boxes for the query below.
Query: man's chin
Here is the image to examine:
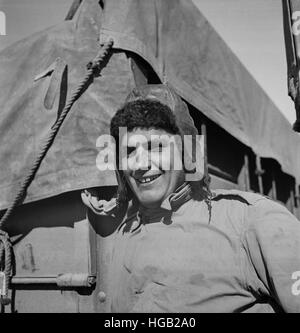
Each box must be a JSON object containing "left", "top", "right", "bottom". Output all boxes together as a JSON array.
[{"left": 139, "top": 195, "right": 163, "bottom": 209}]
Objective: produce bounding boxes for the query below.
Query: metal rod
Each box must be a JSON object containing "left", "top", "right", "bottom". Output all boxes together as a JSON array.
[
  {"left": 11, "top": 276, "right": 57, "bottom": 285},
  {"left": 11, "top": 273, "right": 96, "bottom": 287},
  {"left": 208, "top": 164, "right": 236, "bottom": 183}
]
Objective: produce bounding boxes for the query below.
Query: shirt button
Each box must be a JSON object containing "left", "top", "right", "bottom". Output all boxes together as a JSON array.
[{"left": 98, "top": 291, "right": 106, "bottom": 303}]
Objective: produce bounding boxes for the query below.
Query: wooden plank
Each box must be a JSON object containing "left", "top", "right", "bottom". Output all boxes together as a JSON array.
[
  {"left": 238, "top": 154, "right": 250, "bottom": 191},
  {"left": 295, "top": 184, "right": 300, "bottom": 219},
  {"left": 271, "top": 173, "right": 277, "bottom": 200},
  {"left": 289, "top": 189, "right": 296, "bottom": 214},
  {"left": 201, "top": 123, "right": 208, "bottom": 180},
  {"left": 255, "top": 156, "right": 264, "bottom": 194}
]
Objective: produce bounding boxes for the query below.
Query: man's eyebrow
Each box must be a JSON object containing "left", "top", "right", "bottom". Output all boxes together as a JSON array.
[
  {"left": 124, "top": 134, "right": 172, "bottom": 147},
  {"left": 150, "top": 136, "right": 170, "bottom": 143},
  {"left": 125, "top": 138, "right": 151, "bottom": 147}
]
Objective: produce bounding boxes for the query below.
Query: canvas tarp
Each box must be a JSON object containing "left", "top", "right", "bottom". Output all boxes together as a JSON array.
[
  {"left": 99, "top": 0, "right": 300, "bottom": 179},
  {"left": 0, "top": 0, "right": 299, "bottom": 210},
  {"left": 0, "top": 0, "right": 134, "bottom": 210}
]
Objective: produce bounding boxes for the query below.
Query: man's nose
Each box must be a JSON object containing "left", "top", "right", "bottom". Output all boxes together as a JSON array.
[{"left": 131, "top": 147, "right": 150, "bottom": 171}]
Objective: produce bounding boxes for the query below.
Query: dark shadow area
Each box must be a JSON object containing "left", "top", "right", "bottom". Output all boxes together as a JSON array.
[
  {"left": 276, "top": 172, "right": 295, "bottom": 209},
  {"left": 127, "top": 51, "right": 162, "bottom": 85},
  {"left": 212, "top": 194, "right": 251, "bottom": 205},
  {"left": 11, "top": 284, "right": 95, "bottom": 294},
  {"left": 188, "top": 104, "right": 247, "bottom": 185},
  {"left": 2, "top": 185, "right": 126, "bottom": 240},
  {"left": 248, "top": 152, "right": 259, "bottom": 193},
  {"left": 51, "top": 65, "right": 68, "bottom": 129},
  {"left": 261, "top": 158, "right": 279, "bottom": 198},
  {"left": 2, "top": 190, "right": 86, "bottom": 239}
]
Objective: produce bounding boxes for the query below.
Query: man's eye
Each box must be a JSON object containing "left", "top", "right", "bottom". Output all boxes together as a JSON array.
[{"left": 151, "top": 142, "right": 164, "bottom": 152}]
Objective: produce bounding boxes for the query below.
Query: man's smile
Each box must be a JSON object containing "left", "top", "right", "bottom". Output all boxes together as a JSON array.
[{"left": 134, "top": 173, "right": 162, "bottom": 185}]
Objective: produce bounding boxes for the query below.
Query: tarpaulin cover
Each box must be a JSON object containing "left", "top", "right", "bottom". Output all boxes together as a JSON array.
[
  {"left": 100, "top": 0, "right": 300, "bottom": 177},
  {"left": 0, "top": 0, "right": 300, "bottom": 210},
  {"left": 0, "top": 0, "right": 135, "bottom": 210}
]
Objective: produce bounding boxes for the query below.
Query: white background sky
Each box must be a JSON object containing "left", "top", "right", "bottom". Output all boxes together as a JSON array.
[{"left": 0, "top": 0, "right": 296, "bottom": 125}]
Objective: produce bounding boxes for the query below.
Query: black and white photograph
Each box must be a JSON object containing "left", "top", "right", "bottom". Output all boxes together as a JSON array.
[{"left": 0, "top": 0, "right": 300, "bottom": 316}]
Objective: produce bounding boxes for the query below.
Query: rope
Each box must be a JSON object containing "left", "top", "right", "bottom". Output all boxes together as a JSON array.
[{"left": 0, "top": 38, "right": 114, "bottom": 308}]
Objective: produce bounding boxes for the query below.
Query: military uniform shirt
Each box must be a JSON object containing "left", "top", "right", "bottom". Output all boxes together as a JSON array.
[{"left": 106, "top": 189, "right": 300, "bottom": 312}]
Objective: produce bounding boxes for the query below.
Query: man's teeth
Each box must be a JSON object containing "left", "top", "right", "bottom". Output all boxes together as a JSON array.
[{"left": 138, "top": 174, "right": 161, "bottom": 184}]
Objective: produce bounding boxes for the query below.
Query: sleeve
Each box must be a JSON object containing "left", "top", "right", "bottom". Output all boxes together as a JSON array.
[{"left": 244, "top": 198, "right": 300, "bottom": 312}]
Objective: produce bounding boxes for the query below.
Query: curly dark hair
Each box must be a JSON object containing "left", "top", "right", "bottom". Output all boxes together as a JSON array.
[{"left": 110, "top": 99, "right": 181, "bottom": 142}]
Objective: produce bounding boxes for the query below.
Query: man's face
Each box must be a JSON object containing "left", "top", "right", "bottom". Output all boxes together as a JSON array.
[{"left": 120, "top": 128, "right": 185, "bottom": 208}]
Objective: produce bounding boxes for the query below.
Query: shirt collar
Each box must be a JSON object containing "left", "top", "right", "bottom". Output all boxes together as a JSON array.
[
  {"left": 161, "top": 182, "right": 192, "bottom": 211},
  {"left": 137, "top": 182, "right": 192, "bottom": 225}
]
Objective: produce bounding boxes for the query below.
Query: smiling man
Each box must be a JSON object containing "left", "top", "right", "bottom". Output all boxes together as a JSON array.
[
  {"left": 120, "top": 126, "right": 185, "bottom": 209},
  {"left": 82, "top": 84, "right": 300, "bottom": 313}
]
